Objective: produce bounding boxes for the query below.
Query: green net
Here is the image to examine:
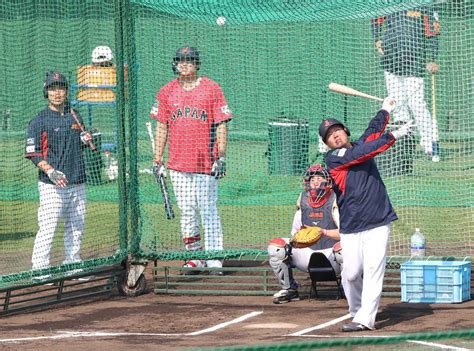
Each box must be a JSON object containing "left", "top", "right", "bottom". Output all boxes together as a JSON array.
[
  {"left": 0, "top": 0, "right": 127, "bottom": 287},
  {"left": 133, "top": 0, "right": 473, "bottom": 261},
  {"left": 0, "top": 0, "right": 472, "bottom": 286}
]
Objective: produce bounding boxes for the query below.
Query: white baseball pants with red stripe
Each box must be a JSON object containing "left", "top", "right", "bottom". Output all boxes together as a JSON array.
[{"left": 170, "top": 171, "right": 223, "bottom": 252}]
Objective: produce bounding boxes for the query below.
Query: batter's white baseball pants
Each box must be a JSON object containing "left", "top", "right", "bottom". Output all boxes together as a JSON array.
[
  {"left": 170, "top": 171, "right": 223, "bottom": 252},
  {"left": 32, "top": 182, "right": 86, "bottom": 270},
  {"left": 340, "top": 224, "right": 390, "bottom": 329},
  {"left": 384, "top": 71, "right": 437, "bottom": 155}
]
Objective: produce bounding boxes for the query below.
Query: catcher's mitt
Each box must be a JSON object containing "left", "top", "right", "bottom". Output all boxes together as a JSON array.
[{"left": 290, "top": 226, "right": 323, "bottom": 248}]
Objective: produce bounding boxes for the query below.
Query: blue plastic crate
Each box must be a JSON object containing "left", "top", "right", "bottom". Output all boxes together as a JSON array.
[{"left": 401, "top": 261, "right": 471, "bottom": 303}]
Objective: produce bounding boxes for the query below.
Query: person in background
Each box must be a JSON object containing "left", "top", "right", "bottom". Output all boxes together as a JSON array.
[{"left": 372, "top": 7, "right": 441, "bottom": 162}]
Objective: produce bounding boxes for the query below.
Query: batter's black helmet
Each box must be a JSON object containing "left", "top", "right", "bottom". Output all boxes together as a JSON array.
[
  {"left": 319, "top": 118, "right": 350, "bottom": 142},
  {"left": 172, "top": 45, "right": 200, "bottom": 73},
  {"left": 43, "top": 71, "right": 68, "bottom": 98}
]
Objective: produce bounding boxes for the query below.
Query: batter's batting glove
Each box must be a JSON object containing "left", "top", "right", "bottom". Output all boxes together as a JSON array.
[
  {"left": 80, "top": 131, "right": 92, "bottom": 145},
  {"left": 381, "top": 97, "right": 397, "bottom": 114},
  {"left": 391, "top": 121, "right": 414, "bottom": 140},
  {"left": 211, "top": 156, "right": 226, "bottom": 179},
  {"left": 152, "top": 160, "right": 166, "bottom": 178},
  {"left": 46, "top": 168, "right": 68, "bottom": 188}
]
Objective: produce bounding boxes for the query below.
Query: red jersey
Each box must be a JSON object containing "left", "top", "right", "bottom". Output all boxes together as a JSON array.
[{"left": 150, "top": 76, "right": 232, "bottom": 174}]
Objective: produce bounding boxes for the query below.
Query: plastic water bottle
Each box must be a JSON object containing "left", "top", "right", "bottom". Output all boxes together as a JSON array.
[{"left": 410, "top": 228, "right": 425, "bottom": 257}]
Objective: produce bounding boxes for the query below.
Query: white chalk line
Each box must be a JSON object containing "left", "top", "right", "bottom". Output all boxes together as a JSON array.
[
  {"left": 0, "top": 311, "right": 263, "bottom": 344},
  {"left": 288, "top": 313, "right": 352, "bottom": 336},
  {"left": 408, "top": 340, "right": 473, "bottom": 351}
]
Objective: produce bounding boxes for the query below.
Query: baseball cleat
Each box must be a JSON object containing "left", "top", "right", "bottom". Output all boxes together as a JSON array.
[
  {"left": 181, "top": 260, "right": 206, "bottom": 275},
  {"left": 341, "top": 322, "right": 370, "bottom": 332},
  {"left": 272, "top": 289, "right": 300, "bottom": 304},
  {"left": 206, "top": 259, "right": 224, "bottom": 275}
]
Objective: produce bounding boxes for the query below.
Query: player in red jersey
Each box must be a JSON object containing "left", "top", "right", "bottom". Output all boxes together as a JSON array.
[{"left": 150, "top": 45, "right": 232, "bottom": 273}]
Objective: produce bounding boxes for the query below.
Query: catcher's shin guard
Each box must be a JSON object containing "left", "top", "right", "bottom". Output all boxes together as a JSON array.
[{"left": 268, "top": 238, "right": 297, "bottom": 290}]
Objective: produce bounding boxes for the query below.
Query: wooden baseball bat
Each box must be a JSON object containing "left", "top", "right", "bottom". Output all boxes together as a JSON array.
[
  {"left": 70, "top": 108, "right": 96, "bottom": 151},
  {"left": 328, "top": 83, "right": 383, "bottom": 102},
  {"left": 431, "top": 75, "right": 439, "bottom": 143},
  {"left": 146, "top": 121, "right": 175, "bottom": 219},
  {"left": 146, "top": 121, "right": 155, "bottom": 154}
]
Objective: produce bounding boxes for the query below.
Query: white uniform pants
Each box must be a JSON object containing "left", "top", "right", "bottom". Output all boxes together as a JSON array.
[
  {"left": 32, "top": 182, "right": 86, "bottom": 270},
  {"left": 170, "top": 171, "right": 223, "bottom": 252},
  {"left": 384, "top": 71, "right": 437, "bottom": 155},
  {"left": 340, "top": 225, "right": 389, "bottom": 329},
  {"left": 279, "top": 238, "right": 341, "bottom": 276}
]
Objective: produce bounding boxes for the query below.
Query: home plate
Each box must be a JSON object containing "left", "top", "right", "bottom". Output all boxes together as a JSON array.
[{"left": 244, "top": 323, "right": 299, "bottom": 329}]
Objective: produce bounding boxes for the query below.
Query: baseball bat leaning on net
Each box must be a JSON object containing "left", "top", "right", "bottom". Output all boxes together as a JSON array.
[
  {"left": 146, "top": 122, "right": 175, "bottom": 220},
  {"left": 328, "top": 83, "right": 384, "bottom": 102},
  {"left": 431, "top": 75, "right": 440, "bottom": 143},
  {"left": 70, "top": 108, "right": 96, "bottom": 151}
]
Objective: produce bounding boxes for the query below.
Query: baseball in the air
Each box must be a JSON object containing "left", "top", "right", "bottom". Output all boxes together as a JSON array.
[{"left": 216, "top": 16, "right": 226, "bottom": 26}]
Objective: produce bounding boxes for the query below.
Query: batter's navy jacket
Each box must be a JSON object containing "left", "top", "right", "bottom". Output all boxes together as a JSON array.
[
  {"left": 324, "top": 110, "right": 398, "bottom": 234},
  {"left": 25, "top": 106, "right": 87, "bottom": 185}
]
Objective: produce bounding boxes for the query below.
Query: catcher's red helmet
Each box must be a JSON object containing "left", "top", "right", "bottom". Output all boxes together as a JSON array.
[
  {"left": 303, "top": 164, "right": 333, "bottom": 207},
  {"left": 303, "top": 164, "right": 331, "bottom": 185}
]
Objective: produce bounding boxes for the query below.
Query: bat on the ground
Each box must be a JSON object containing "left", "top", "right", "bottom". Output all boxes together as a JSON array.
[
  {"left": 328, "top": 83, "right": 384, "bottom": 102},
  {"left": 146, "top": 122, "right": 175, "bottom": 219},
  {"left": 70, "top": 108, "right": 96, "bottom": 151}
]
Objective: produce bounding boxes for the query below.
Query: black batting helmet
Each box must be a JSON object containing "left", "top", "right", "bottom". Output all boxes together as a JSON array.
[
  {"left": 43, "top": 71, "right": 68, "bottom": 98},
  {"left": 319, "top": 118, "right": 350, "bottom": 143},
  {"left": 172, "top": 45, "right": 200, "bottom": 73}
]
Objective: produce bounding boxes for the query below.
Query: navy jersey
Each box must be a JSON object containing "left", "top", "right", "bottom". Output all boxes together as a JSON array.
[
  {"left": 371, "top": 7, "right": 440, "bottom": 77},
  {"left": 324, "top": 110, "right": 398, "bottom": 233},
  {"left": 25, "top": 106, "right": 86, "bottom": 185}
]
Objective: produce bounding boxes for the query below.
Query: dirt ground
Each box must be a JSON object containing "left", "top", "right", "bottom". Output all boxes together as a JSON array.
[{"left": 0, "top": 267, "right": 472, "bottom": 351}]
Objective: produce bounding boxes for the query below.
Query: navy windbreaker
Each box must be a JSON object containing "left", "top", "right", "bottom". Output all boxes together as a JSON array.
[{"left": 324, "top": 110, "right": 398, "bottom": 233}]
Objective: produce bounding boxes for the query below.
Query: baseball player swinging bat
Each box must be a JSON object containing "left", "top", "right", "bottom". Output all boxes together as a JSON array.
[
  {"left": 146, "top": 122, "right": 175, "bottom": 220},
  {"left": 70, "top": 108, "right": 96, "bottom": 151},
  {"left": 328, "top": 82, "right": 384, "bottom": 102}
]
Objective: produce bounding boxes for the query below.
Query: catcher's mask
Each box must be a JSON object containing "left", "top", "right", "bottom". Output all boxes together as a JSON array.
[
  {"left": 172, "top": 45, "right": 200, "bottom": 74},
  {"left": 303, "top": 164, "right": 332, "bottom": 207}
]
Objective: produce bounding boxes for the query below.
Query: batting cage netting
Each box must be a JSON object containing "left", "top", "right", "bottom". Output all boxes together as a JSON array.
[{"left": 0, "top": 0, "right": 472, "bottom": 287}]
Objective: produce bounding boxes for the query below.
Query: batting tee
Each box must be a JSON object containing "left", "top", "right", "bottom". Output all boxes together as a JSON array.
[{"left": 0, "top": 0, "right": 472, "bottom": 288}]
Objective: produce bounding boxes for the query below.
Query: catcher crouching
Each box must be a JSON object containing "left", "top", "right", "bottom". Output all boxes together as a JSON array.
[{"left": 268, "top": 164, "right": 342, "bottom": 304}]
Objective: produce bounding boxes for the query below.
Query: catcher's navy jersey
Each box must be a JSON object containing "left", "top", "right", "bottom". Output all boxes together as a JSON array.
[
  {"left": 25, "top": 106, "right": 86, "bottom": 185},
  {"left": 324, "top": 110, "right": 398, "bottom": 233}
]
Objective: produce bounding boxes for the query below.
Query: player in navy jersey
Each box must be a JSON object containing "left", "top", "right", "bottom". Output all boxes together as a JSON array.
[
  {"left": 25, "top": 71, "right": 92, "bottom": 280},
  {"left": 319, "top": 97, "right": 412, "bottom": 331}
]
